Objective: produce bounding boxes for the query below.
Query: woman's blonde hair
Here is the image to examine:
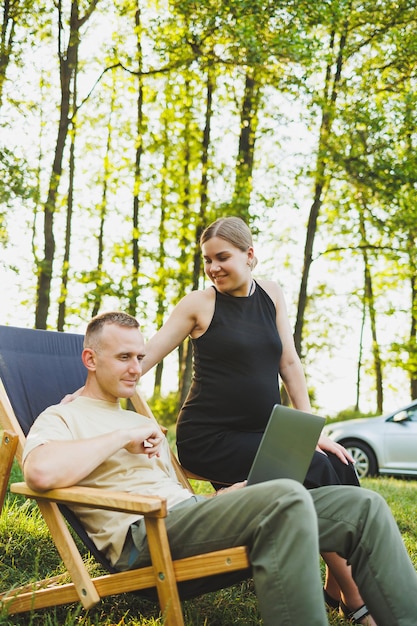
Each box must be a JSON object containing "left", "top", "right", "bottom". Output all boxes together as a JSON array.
[{"left": 200, "top": 216, "right": 258, "bottom": 269}]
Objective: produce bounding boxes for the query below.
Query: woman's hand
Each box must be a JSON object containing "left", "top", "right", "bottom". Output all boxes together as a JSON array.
[
  {"left": 317, "top": 434, "right": 354, "bottom": 465},
  {"left": 60, "top": 386, "right": 84, "bottom": 404}
]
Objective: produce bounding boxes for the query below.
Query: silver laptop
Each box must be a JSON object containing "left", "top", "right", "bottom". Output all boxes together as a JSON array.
[{"left": 247, "top": 404, "right": 325, "bottom": 486}]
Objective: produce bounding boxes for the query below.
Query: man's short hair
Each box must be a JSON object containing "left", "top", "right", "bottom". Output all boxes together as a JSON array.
[{"left": 84, "top": 311, "right": 139, "bottom": 350}]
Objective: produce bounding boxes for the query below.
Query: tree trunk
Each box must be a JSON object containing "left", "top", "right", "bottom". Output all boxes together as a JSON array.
[
  {"left": 355, "top": 301, "right": 366, "bottom": 412},
  {"left": 408, "top": 232, "right": 417, "bottom": 399},
  {"left": 57, "top": 48, "right": 78, "bottom": 331},
  {"left": 294, "top": 20, "right": 349, "bottom": 357},
  {"left": 35, "top": 0, "right": 99, "bottom": 328},
  {"left": 91, "top": 80, "right": 116, "bottom": 318},
  {"left": 179, "top": 70, "right": 214, "bottom": 406},
  {"left": 127, "top": 5, "right": 144, "bottom": 317},
  {"left": 232, "top": 71, "right": 260, "bottom": 220},
  {"left": 359, "top": 208, "right": 383, "bottom": 412}
]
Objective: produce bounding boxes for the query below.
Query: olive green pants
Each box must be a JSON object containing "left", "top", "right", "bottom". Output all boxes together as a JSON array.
[{"left": 117, "top": 480, "right": 417, "bottom": 626}]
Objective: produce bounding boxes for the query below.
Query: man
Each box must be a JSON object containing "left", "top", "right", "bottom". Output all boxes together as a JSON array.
[{"left": 23, "top": 311, "right": 417, "bottom": 625}]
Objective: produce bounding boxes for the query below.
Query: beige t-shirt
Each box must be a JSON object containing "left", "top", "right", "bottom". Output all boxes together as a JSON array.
[{"left": 23, "top": 396, "right": 193, "bottom": 565}]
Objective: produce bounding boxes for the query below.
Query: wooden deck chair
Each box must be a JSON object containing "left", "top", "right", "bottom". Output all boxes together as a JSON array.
[{"left": 0, "top": 325, "right": 250, "bottom": 625}]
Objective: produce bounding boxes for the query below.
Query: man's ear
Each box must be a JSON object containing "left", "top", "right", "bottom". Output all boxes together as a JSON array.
[{"left": 82, "top": 348, "right": 96, "bottom": 371}]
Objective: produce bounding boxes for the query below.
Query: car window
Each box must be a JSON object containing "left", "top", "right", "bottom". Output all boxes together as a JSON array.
[
  {"left": 406, "top": 407, "right": 417, "bottom": 422},
  {"left": 390, "top": 406, "right": 417, "bottom": 422}
]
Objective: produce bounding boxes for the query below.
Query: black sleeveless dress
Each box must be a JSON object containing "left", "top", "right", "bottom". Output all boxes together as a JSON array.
[{"left": 176, "top": 283, "right": 359, "bottom": 490}]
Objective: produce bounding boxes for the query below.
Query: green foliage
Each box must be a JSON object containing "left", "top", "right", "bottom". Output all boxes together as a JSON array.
[
  {"left": 0, "top": 499, "right": 65, "bottom": 590},
  {"left": 2, "top": 0, "right": 417, "bottom": 412},
  {"left": 327, "top": 407, "right": 377, "bottom": 424},
  {"left": 147, "top": 391, "right": 181, "bottom": 427},
  {"left": 9, "top": 459, "right": 23, "bottom": 483},
  {"left": 0, "top": 147, "right": 37, "bottom": 247}
]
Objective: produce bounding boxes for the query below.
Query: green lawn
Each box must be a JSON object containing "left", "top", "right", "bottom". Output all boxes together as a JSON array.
[{"left": 1, "top": 465, "right": 416, "bottom": 625}]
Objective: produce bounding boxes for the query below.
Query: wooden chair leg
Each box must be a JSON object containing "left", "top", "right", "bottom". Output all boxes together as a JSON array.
[
  {"left": 38, "top": 501, "right": 100, "bottom": 609},
  {"left": 0, "top": 430, "right": 18, "bottom": 512},
  {"left": 144, "top": 517, "right": 185, "bottom": 626}
]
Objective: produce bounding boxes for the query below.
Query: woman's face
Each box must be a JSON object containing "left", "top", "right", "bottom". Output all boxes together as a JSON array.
[{"left": 201, "top": 236, "right": 254, "bottom": 296}]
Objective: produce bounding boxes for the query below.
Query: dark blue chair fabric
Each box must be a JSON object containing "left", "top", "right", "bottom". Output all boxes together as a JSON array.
[
  {"left": 0, "top": 325, "right": 86, "bottom": 435},
  {"left": 0, "top": 324, "right": 118, "bottom": 573}
]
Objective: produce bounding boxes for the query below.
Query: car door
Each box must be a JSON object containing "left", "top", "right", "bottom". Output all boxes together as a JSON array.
[{"left": 383, "top": 405, "right": 417, "bottom": 473}]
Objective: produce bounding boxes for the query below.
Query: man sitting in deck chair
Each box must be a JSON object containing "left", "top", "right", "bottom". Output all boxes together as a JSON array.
[{"left": 23, "top": 311, "right": 417, "bottom": 626}]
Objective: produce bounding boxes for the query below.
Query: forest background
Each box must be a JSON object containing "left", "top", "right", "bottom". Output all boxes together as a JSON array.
[{"left": 1, "top": 0, "right": 416, "bottom": 419}]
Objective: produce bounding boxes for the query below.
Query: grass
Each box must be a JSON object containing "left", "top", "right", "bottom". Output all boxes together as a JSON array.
[{"left": 1, "top": 461, "right": 417, "bottom": 625}]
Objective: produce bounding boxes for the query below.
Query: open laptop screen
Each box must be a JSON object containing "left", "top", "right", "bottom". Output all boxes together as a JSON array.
[{"left": 247, "top": 404, "right": 325, "bottom": 486}]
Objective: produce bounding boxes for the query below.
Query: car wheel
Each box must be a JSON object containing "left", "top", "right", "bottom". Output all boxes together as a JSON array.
[{"left": 339, "top": 439, "right": 378, "bottom": 478}]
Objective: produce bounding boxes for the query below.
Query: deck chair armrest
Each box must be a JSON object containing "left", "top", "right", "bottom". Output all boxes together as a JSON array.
[{"left": 10, "top": 482, "right": 167, "bottom": 517}]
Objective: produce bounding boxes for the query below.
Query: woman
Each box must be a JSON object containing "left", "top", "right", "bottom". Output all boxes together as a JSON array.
[
  {"left": 143, "top": 216, "right": 357, "bottom": 488},
  {"left": 141, "top": 216, "right": 374, "bottom": 624}
]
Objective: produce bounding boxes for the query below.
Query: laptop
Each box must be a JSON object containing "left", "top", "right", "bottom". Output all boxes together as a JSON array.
[{"left": 247, "top": 404, "right": 325, "bottom": 486}]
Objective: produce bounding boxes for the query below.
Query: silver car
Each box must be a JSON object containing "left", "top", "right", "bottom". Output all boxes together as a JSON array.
[{"left": 323, "top": 400, "right": 417, "bottom": 479}]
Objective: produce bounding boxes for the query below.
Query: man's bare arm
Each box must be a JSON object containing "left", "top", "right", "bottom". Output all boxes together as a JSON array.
[{"left": 24, "top": 425, "right": 164, "bottom": 492}]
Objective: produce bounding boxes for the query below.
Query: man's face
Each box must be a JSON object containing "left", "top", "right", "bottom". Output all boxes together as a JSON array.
[{"left": 86, "top": 324, "right": 145, "bottom": 402}]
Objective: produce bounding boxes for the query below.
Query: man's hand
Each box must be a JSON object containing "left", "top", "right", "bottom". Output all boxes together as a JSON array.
[{"left": 123, "top": 426, "right": 164, "bottom": 458}]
